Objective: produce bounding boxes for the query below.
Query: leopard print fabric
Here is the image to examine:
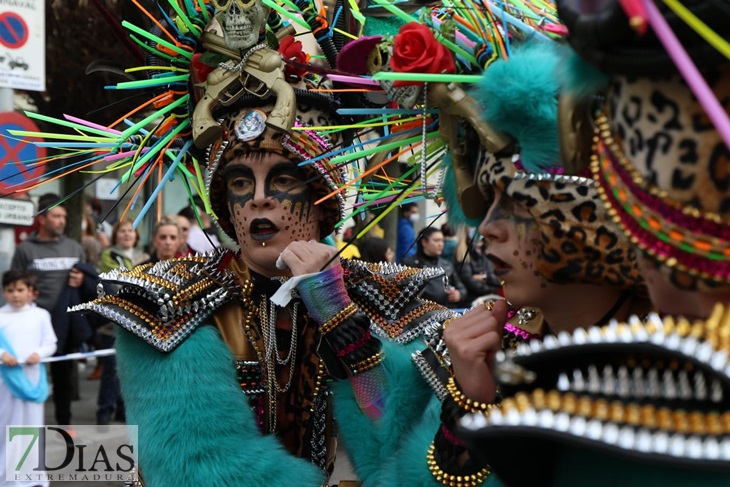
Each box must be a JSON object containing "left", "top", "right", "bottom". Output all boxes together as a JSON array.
[
  {"left": 207, "top": 98, "right": 346, "bottom": 241},
  {"left": 474, "top": 145, "right": 644, "bottom": 289},
  {"left": 605, "top": 71, "right": 730, "bottom": 290}
]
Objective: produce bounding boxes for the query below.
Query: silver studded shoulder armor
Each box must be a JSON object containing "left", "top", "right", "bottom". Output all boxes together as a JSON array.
[
  {"left": 69, "top": 250, "right": 249, "bottom": 353},
  {"left": 342, "top": 259, "right": 456, "bottom": 345}
]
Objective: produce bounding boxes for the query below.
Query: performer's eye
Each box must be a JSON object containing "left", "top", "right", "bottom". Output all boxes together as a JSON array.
[
  {"left": 228, "top": 176, "right": 253, "bottom": 194},
  {"left": 271, "top": 175, "right": 300, "bottom": 191}
]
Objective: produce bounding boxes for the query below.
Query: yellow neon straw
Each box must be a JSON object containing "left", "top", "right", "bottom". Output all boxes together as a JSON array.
[{"left": 663, "top": 0, "right": 730, "bottom": 61}]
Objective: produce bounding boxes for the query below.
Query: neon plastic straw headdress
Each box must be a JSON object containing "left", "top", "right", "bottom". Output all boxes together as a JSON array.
[{"left": 5, "top": 0, "right": 568, "bottom": 240}]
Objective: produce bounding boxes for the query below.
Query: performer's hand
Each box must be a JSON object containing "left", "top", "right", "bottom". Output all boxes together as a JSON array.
[
  {"left": 26, "top": 353, "right": 40, "bottom": 365},
  {"left": 280, "top": 240, "right": 340, "bottom": 277},
  {"left": 1, "top": 352, "right": 18, "bottom": 367},
  {"left": 443, "top": 299, "right": 508, "bottom": 404},
  {"left": 68, "top": 268, "right": 84, "bottom": 288}
]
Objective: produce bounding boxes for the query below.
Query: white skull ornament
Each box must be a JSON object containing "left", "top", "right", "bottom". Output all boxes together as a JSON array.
[{"left": 214, "top": 0, "right": 270, "bottom": 52}]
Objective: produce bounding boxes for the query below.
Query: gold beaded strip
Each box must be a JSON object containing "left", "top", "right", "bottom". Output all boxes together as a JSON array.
[
  {"left": 426, "top": 443, "right": 490, "bottom": 487},
  {"left": 496, "top": 388, "right": 730, "bottom": 436},
  {"left": 447, "top": 376, "right": 498, "bottom": 414},
  {"left": 320, "top": 302, "right": 359, "bottom": 335},
  {"left": 351, "top": 350, "right": 385, "bottom": 374}
]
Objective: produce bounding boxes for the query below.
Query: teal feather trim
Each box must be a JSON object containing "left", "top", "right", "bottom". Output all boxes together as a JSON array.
[
  {"left": 115, "top": 327, "right": 326, "bottom": 487},
  {"left": 443, "top": 153, "right": 486, "bottom": 228},
  {"left": 473, "top": 41, "right": 564, "bottom": 173}
]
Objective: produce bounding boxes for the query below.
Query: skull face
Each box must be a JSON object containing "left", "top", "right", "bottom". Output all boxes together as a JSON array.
[{"left": 217, "top": 0, "right": 268, "bottom": 52}]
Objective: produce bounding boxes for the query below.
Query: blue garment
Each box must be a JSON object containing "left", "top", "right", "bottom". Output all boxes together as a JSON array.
[
  {"left": 396, "top": 217, "right": 417, "bottom": 263},
  {"left": 0, "top": 329, "right": 48, "bottom": 403}
]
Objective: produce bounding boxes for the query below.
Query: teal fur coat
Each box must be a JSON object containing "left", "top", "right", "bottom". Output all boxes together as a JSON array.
[{"left": 79, "top": 253, "right": 495, "bottom": 487}]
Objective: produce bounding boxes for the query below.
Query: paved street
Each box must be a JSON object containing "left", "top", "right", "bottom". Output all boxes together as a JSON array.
[{"left": 42, "top": 357, "right": 356, "bottom": 487}]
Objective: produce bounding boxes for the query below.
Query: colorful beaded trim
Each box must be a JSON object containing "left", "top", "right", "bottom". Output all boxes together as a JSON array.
[{"left": 591, "top": 112, "right": 730, "bottom": 283}]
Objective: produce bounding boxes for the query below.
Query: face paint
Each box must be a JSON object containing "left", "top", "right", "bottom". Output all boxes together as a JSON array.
[
  {"left": 224, "top": 152, "right": 321, "bottom": 276},
  {"left": 481, "top": 189, "right": 557, "bottom": 309}
]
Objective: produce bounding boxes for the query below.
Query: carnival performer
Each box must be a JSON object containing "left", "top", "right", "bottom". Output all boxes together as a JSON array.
[
  {"left": 0, "top": 270, "right": 57, "bottom": 487},
  {"left": 9, "top": 1, "right": 578, "bottom": 486},
  {"left": 435, "top": 40, "right": 650, "bottom": 405},
  {"left": 454, "top": 1, "right": 730, "bottom": 485},
  {"left": 62, "top": 1, "right": 482, "bottom": 485}
]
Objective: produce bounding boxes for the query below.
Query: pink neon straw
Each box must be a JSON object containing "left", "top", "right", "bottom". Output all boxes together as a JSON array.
[
  {"left": 326, "top": 74, "right": 380, "bottom": 86},
  {"left": 63, "top": 115, "right": 123, "bottom": 135},
  {"left": 642, "top": 0, "right": 730, "bottom": 150},
  {"left": 104, "top": 149, "right": 148, "bottom": 162}
]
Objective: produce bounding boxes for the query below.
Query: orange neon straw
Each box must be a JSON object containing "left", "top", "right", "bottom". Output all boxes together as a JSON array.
[
  {"left": 156, "top": 162, "right": 163, "bottom": 220},
  {"left": 119, "top": 160, "right": 158, "bottom": 223},
  {"left": 481, "top": 1, "right": 508, "bottom": 60},
  {"left": 131, "top": 0, "right": 182, "bottom": 49},
  {"left": 108, "top": 92, "right": 172, "bottom": 130},
  {"left": 22, "top": 159, "right": 100, "bottom": 191}
]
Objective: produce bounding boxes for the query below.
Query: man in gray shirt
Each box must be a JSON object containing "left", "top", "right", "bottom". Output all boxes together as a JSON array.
[{"left": 11, "top": 193, "right": 85, "bottom": 426}]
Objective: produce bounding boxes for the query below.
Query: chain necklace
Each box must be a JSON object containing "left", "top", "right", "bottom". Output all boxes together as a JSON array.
[{"left": 260, "top": 295, "right": 299, "bottom": 432}]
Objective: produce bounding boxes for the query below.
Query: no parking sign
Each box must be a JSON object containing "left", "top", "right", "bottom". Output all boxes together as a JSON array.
[
  {"left": 0, "top": 1, "right": 44, "bottom": 91},
  {"left": 0, "top": 111, "right": 46, "bottom": 193}
]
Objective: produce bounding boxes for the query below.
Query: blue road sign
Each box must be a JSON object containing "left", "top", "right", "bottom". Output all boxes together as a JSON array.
[
  {"left": 0, "top": 112, "right": 46, "bottom": 193},
  {"left": 0, "top": 12, "right": 28, "bottom": 50}
]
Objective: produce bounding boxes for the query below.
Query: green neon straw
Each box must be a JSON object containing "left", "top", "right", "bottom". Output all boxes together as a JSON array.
[
  {"left": 131, "top": 34, "right": 183, "bottom": 64},
  {"left": 121, "top": 118, "right": 191, "bottom": 183},
  {"left": 330, "top": 131, "right": 439, "bottom": 165},
  {"left": 119, "top": 94, "right": 189, "bottom": 141},
  {"left": 346, "top": 0, "right": 366, "bottom": 24},
  {"left": 336, "top": 164, "right": 419, "bottom": 227},
  {"left": 261, "top": 0, "right": 310, "bottom": 30},
  {"left": 7, "top": 130, "right": 116, "bottom": 143},
  {"left": 405, "top": 139, "right": 445, "bottom": 165},
  {"left": 372, "top": 72, "right": 483, "bottom": 83},
  {"left": 114, "top": 74, "right": 190, "bottom": 90},
  {"left": 122, "top": 21, "right": 193, "bottom": 59},
  {"left": 192, "top": 158, "right": 214, "bottom": 215},
  {"left": 277, "top": 0, "right": 303, "bottom": 16},
  {"left": 168, "top": 0, "right": 196, "bottom": 34},
  {"left": 21, "top": 111, "right": 116, "bottom": 139}
]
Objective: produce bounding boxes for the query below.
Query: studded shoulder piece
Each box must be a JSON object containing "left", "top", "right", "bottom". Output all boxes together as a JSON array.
[
  {"left": 342, "top": 259, "right": 456, "bottom": 345},
  {"left": 69, "top": 250, "right": 252, "bottom": 352},
  {"left": 457, "top": 304, "right": 730, "bottom": 484}
]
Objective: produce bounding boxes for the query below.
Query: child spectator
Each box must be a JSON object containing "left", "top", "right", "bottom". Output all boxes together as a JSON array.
[{"left": 0, "top": 270, "right": 58, "bottom": 487}]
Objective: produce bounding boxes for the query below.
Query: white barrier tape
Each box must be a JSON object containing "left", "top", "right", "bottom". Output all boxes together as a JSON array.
[{"left": 41, "top": 348, "right": 116, "bottom": 364}]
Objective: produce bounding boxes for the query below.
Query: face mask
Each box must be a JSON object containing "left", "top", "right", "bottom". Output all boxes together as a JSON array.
[{"left": 409, "top": 213, "right": 420, "bottom": 224}]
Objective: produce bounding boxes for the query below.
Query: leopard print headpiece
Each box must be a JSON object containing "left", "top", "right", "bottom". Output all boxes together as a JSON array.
[
  {"left": 474, "top": 150, "right": 643, "bottom": 289},
  {"left": 470, "top": 43, "right": 644, "bottom": 290},
  {"left": 592, "top": 69, "right": 730, "bottom": 290},
  {"left": 206, "top": 94, "right": 348, "bottom": 241}
]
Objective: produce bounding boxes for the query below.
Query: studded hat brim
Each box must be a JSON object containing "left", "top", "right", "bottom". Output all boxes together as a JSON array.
[{"left": 457, "top": 308, "right": 730, "bottom": 481}]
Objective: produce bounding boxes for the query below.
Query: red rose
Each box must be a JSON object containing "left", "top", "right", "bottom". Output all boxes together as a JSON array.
[
  {"left": 389, "top": 23, "right": 456, "bottom": 86},
  {"left": 191, "top": 53, "right": 215, "bottom": 83},
  {"left": 278, "top": 35, "right": 310, "bottom": 79}
]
